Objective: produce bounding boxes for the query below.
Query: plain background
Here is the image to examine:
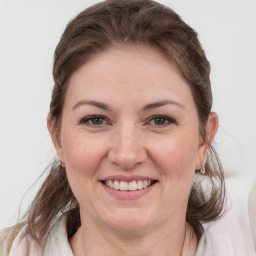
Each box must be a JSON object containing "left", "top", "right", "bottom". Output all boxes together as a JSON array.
[{"left": 0, "top": 0, "right": 255, "bottom": 228}]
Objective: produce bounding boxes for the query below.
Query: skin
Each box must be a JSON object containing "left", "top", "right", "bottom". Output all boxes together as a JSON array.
[{"left": 48, "top": 45, "right": 218, "bottom": 256}]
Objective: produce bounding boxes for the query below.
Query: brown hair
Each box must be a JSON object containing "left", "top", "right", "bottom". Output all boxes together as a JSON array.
[{"left": 14, "top": 0, "right": 225, "bottom": 247}]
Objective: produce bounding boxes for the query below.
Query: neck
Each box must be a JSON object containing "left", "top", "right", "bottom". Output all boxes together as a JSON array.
[{"left": 70, "top": 213, "right": 193, "bottom": 256}]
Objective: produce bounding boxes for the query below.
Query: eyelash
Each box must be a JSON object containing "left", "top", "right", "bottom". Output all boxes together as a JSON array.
[
  {"left": 79, "top": 115, "right": 176, "bottom": 128},
  {"left": 79, "top": 115, "right": 109, "bottom": 126},
  {"left": 146, "top": 115, "right": 176, "bottom": 127}
]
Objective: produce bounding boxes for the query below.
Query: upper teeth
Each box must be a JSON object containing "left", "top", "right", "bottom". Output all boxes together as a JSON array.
[{"left": 105, "top": 180, "right": 152, "bottom": 191}]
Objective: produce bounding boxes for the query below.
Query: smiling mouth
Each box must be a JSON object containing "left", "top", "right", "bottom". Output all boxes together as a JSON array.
[{"left": 101, "top": 180, "right": 158, "bottom": 191}]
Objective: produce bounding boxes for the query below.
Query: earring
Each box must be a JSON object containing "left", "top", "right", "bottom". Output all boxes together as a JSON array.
[
  {"left": 200, "top": 165, "right": 206, "bottom": 175},
  {"left": 60, "top": 159, "right": 65, "bottom": 168}
]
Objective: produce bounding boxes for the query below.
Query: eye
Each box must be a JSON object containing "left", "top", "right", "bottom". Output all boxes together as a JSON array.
[
  {"left": 147, "top": 115, "right": 176, "bottom": 127},
  {"left": 79, "top": 115, "right": 108, "bottom": 126}
]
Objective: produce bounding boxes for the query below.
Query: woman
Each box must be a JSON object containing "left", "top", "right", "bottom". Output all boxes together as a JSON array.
[{"left": 1, "top": 0, "right": 255, "bottom": 255}]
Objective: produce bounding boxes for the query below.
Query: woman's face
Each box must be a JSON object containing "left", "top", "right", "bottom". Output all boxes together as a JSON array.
[{"left": 49, "top": 45, "right": 215, "bottom": 233}]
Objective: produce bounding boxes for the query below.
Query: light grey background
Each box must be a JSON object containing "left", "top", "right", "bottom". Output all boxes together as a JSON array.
[{"left": 0, "top": 0, "right": 255, "bottom": 228}]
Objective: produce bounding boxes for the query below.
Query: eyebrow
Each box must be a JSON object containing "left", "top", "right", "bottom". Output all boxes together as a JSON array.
[
  {"left": 72, "top": 99, "right": 184, "bottom": 112},
  {"left": 72, "top": 100, "right": 112, "bottom": 111},
  {"left": 142, "top": 100, "right": 184, "bottom": 111}
]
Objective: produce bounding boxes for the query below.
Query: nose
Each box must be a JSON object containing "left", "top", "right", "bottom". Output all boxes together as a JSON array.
[{"left": 108, "top": 123, "right": 147, "bottom": 169}]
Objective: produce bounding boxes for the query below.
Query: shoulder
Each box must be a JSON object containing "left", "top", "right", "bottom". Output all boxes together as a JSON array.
[
  {"left": 198, "top": 174, "right": 256, "bottom": 255},
  {"left": 2, "top": 214, "right": 72, "bottom": 256},
  {"left": 0, "top": 223, "right": 26, "bottom": 256},
  {"left": 43, "top": 212, "right": 74, "bottom": 255},
  {"left": 0, "top": 227, "right": 14, "bottom": 256},
  {"left": 248, "top": 176, "right": 256, "bottom": 249}
]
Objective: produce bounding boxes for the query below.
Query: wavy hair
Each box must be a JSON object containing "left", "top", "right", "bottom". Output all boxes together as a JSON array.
[{"left": 11, "top": 0, "right": 225, "bottom": 247}]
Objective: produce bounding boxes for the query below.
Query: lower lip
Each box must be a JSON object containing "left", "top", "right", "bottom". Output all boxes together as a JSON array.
[{"left": 102, "top": 182, "right": 157, "bottom": 200}]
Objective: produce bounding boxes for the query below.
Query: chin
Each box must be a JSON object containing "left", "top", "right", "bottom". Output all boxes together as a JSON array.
[{"left": 103, "top": 209, "right": 155, "bottom": 233}]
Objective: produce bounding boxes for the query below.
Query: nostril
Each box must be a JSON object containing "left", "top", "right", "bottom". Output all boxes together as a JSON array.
[
  {"left": 108, "top": 145, "right": 148, "bottom": 169},
  {"left": 108, "top": 150, "right": 144, "bottom": 169}
]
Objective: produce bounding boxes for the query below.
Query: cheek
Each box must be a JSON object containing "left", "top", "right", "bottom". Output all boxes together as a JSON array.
[
  {"left": 150, "top": 133, "right": 199, "bottom": 177},
  {"left": 61, "top": 130, "right": 108, "bottom": 178},
  {"left": 61, "top": 133, "right": 109, "bottom": 206},
  {"left": 151, "top": 133, "right": 199, "bottom": 206}
]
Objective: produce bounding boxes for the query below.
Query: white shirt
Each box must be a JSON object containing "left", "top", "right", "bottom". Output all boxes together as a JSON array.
[{"left": 196, "top": 175, "right": 256, "bottom": 255}]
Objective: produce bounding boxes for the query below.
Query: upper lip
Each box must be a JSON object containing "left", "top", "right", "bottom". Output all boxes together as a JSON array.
[{"left": 100, "top": 175, "right": 157, "bottom": 182}]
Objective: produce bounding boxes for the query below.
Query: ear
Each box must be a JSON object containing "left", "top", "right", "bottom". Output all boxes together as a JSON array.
[
  {"left": 196, "top": 112, "right": 219, "bottom": 169},
  {"left": 47, "top": 113, "right": 63, "bottom": 161}
]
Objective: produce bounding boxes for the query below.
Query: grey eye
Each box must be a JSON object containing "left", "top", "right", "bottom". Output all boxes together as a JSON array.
[
  {"left": 153, "top": 117, "right": 168, "bottom": 125},
  {"left": 150, "top": 115, "right": 175, "bottom": 126},
  {"left": 80, "top": 115, "right": 107, "bottom": 126},
  {"left": 90, "top": 117, "right": 104, "bottom": 125}
]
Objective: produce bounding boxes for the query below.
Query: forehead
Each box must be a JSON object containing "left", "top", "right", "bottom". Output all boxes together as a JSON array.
[{"left": 65, "top": 45, "right": 195, "bottom": 110}]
